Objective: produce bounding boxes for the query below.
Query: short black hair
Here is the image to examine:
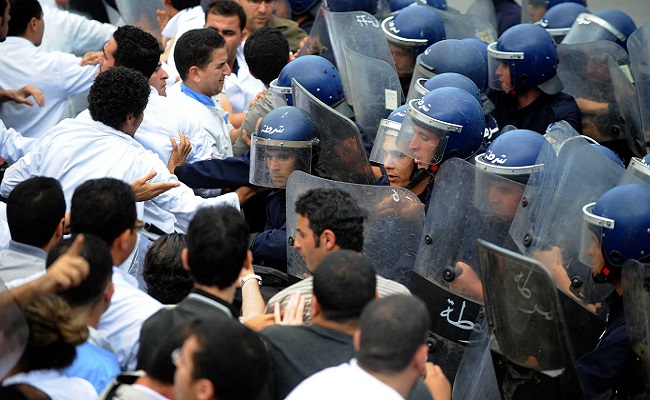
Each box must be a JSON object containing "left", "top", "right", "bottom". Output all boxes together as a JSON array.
[
  {"left": 357, "top": 295, "right": 430, "bottom": 373},
  {"left": 7, "top": 177, "right": 65, "bottom": 248},
  {"left": 313, "top": 250, "right": 376, "bottom": 322},
  {"left": 143, "top": 233, "right": 194, "bottom": 304},
  {"left": 174, "top": 28, "right": 225, "bottom": 81},
  {"left": 112, "top": 25, "right": 161, "bottom": 79},
  {"left": 144, "top": 323, "right": 192, "bottom": 384},
  {"left": 186, "top": 206, "right": 249, "bottom": 289},
  {"left": 46, "top": 234, "right": 113, "bottom": 309},
  {"left": 244, "top": 27, "right": 289, "bottom": 86},
  {"left": 70, "top": 178, "right": 137, "bottom": 246},
  {"left": 295, "top": 188, "right": 365, "bottom": 251},
  {"left": 7, "top": 0, "right": 41, "bottom": 37},
  {"left": 191, "top": 317, "right": 271, "bottom": 400},
  {"left": 205, "top": 0, "right": 246, "bottom": 31},
  {"left": 88, "top": 66, "right": 149, "bottom": 131},
  {"left": 171, "top": 0, "right": 200, "bottom": 11}
]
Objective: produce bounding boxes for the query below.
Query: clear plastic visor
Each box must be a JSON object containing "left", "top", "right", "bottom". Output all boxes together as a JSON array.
[
  {"left": 546, "top": 28, "right": 570, "bottom": 44},
  {"left": 472, "top": 166, "right": 527, "bottom": 222},
  {"left": 474, "top": 152, "right": 545, "bottom": 176},
  {"left": 249, "top": 136, "right": 313, "bottom": 189},
  {"left": 395, "top": 99, "right": 461, "bottom": 166},
  {"left": 406, "top": 77, "right": 430, "bottom": 103},
  {"left": 487, "top": 42, "right": 523, "bottom": 92},
  {"left": 627, "top": 157, "right": 650, "bottom": 185},
  {"left": 578, "top": 202, "right": 615, "bottom": 269},
  {"left": 405, "top": 57, "right": 435, "bottom": 102},
  {"left": 369, "top": 119, "right": 403, "bottom": 163},
  {"left": 269, "top": 79, "right": 292, "bottom": 108},
  {"left": 562, "top": 13, "right": 626, "bottom": 46}
]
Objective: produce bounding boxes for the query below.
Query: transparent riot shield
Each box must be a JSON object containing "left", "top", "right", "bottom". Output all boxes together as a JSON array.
[
  {"left": 298, "top": 7, "right": 332, "bottom": 58},
  {"left": 292, "top": 79, "right": 375, "bottom": 184},
  {"left": 543, "top": 120, "right": 580, "bottom": 153},
  {"left": 628, "top": 23, "right": 650, "bottom": 155},
  {"left": 0, "top": 280, "right": 29, "bottom": 378},
  {"left": 465, "top": 0, "right": 497, "bottom": 33},
  {"left": 114, "top": 0, "right": 162, "bottom": 42},
  {"left": 285, "top": 171, "right": 425, "bottom": 286},
  {"left": 608, "top": 55, "right": 646, "bottom": 158},
  {"left": 408, "top": 158, "right": 521, "bottom": 381},
  {"left": 343, "top": 46, "right": 402, "bottom": 141},
  {"left": 478, "top": 240, "right": 585, "bottom": 399},
  {"left": 432, "top": 8, "right": 497, "bottom": 43},
  {"left": 322, "top": 10, "right": 398, "bottom": 109},
  {"left": 508, "top": 137, "right": 626, "bottom": 358},
  {"left": 562, "top": 13, "right": 627, "bottom": 47},
  {"left": 557, "top": 41, "right": 630, "bottom": 144},
  {"left": 621, "top": 260, "right": 650, "bottom": 396}
]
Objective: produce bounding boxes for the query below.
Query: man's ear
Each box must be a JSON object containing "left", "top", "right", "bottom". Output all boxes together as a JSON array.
[
  {"left": 311, "top": 295, "right": 321, "bottom": 319},
  {"left": 320, "top": 229, "right": 336, "bottom": 251},
  {"left": 188, "top": 65, "right": 201, "bottom": 83},
  {"left": 103, "top": 281, "right": 115, "bottom": 304},
  {"left": 181, "top": 248, "right": 190, "bottom": 271},
  {"left": 195, "top": 378, "right": 215, "bottom": 400},
  {"left": 28, "top": 17, "right": 39, "bottom": 33},
  {"left": 116, "top": 229, "right": 131, "bottom": 252},
  {"left": 353, "top": 329, "right": 361, "bottom": 352}
]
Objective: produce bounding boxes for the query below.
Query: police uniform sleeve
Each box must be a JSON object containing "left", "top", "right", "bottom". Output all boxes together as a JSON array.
[{"left": 174, "top": 152, "right": 252, "bottom": 189}]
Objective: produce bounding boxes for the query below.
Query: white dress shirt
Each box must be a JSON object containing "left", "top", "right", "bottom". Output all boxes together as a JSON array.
[
  {"left": 163, "top": 5, "right": 205, "bottom": 79},
  {"left": 0, "top": 119, "right": 35, "bottom": 164},
  {"left": 0, "top": 117, "right": 240, "bottom": 234},
  {"left": 286, "top": 359, "right": 405, "bottom": 400},
  {"left": 99, "top": 267, "right": 163, "bottom": 371},
  {"left": 134, "top": 87, "right": 213, "bottom": 165},
  {"left": 0, "top": 37, "right": 98, "bottom": 138},
  {"left": 223, "top": 47, "right": 265, "bottom": 113},
  {"left": 3, "top": 370, "right": 98, "bottom": 400}
]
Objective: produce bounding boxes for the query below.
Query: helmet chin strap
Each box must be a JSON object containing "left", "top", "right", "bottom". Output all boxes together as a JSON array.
[
  {"left": 592, "top": 264, "right": 615, "bottom": 284},
  {"left": 406, "top": 168, "right": 430, "bottom": 190}
]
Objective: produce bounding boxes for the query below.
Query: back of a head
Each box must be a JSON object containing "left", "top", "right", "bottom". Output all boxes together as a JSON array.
[
  {"left": 112, "top": 25, "right": 161, "bottom": 79},
  {"left": 88, "top": 67, "right": 150, "bottom": 131},
  {"left": 46, "top": 234, "right": 113, "bottom": 310},
  {"left": 6, "top": 177, "right": 65, "bottom": 249},
  {"left": 143, "top": 233, "right": 193, "bottom": 304},
  {"left": 313, "top": 250, "right": 377, "bottom": 322},
  {"left": 174, "top": 28, "right": 226, "bottom": 82},
  {"left": 191, "top": 317, "right": 271, "bottom": 400},
  {"left": 244, "top": 27, "right": 289, "bottom": 86},
  {"left": 170, "top": 0, "right": 200, "bottom": 11},
  {"left": 7, "top": 0, "right": 41, "bottom": 37},
  {"left": 186, "top": 206, "right": 249, "bottom": 289},
  {"left": 0, "top": 384, "right": 51, "bottom": 400},
  {"left": 357, "top": 295, "right": 430, "bottom": 374},
  {"left": 20, "top": 295, "right": 88, "bottom": 373},
  {"left": 295, "top": 188, "right": 365, "bottom": 252},
  {"left": 70, "top": 178, "right": 137, "bottom": 246}
]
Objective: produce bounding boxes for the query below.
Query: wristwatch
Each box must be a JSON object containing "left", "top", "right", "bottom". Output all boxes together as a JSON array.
[{"left": 241, "top": 273, "right": 262, "bottom": 287}]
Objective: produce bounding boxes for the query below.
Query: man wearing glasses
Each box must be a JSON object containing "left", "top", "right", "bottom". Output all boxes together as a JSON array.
[{"left": 236, "top": 0, "right": 306, "bottom": 53}]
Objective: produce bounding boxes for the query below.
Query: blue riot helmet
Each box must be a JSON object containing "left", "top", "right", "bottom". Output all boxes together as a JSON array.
[
  {"left": 461, "top": 38, "right": 489, "bottom": 80},
  {"left": 269, "top": 55, "right": 346, "bottom": 111},
  {"left": 249, "top": 106, "right": 320, "bottom": 189},
  {"left": 627, "top": 154, "right": 650, "bottom": 185},
  {"left": 487, "top": 24, "right": 563, "bottom": 95},
  {"left": 408, "top": 39, "right": 487, "bottom": 101},
  {"left": 390, "top": 0, "right": 447, "bottom": 12},
  {"left": 536, "top": 3, "right": 590, "bottom": 43},
  {"left": 413, "top": 72, "right": 482, "bottom": 107},
  {"left": 381, "top": 5, "right": 446, "bottom": 58},
  {"left": 591, "top": 143, "right": 624, "bottom": 168},
  {"left": 580, "top": 184, "right": 650, "bottom": 283},
  {"left": 396, "top": 87, "right": 485, "bottom": 170},
  {"left": 325, "top": 0, "right": 377, "bottom": 13},
  {"left": 562, "top": 9, "right": 636, "bottom": 50},
  {"left": 286, "top": 0, "right": 320, "bottom": 15}
]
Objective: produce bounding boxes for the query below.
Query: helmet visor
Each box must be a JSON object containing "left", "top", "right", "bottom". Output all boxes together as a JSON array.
[
  {"left": 269, "top": 79, "right": 292, "bottom": 108},
  {"left": 405, "top": 56, "right": 435, "bottom": 102},
  {"left": 487, "top": 42, "right": 522, "bottom": 92},
  {"left": 628, "top": 157, "right": 650, "bottom": 185},
  {"left": 472, "top": 165, "right": 526, "bottom": 222},
  {"left": 369, "top": 118, "right": 403, "bottom": 163},
  {"left": 395, "top": 99, "right": 457, "bottom": 166},
  {"left": 579, "top": 202, "right": 615, "bottom": 270},
  {"left": 562, "top": 13, "right": 626, "bottom": 46},
  {"left": 249, "top": 136, "right": 314, "bottom": 189}
]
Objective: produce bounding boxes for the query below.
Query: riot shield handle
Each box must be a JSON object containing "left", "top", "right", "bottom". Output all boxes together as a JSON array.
[{"left": 442, "top": 265, "right": 463, "bottom": 282}]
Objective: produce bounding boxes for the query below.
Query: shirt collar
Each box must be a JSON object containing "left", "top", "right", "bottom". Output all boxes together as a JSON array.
[
  {"left": 8, "top": 240, "right": 48, "bottom": 260},
  {"left": 181, "top": 83, "right": 215, "bottom": 107},
  {"left": 189, "top": 287, "right": 238, "bottom": 318}
]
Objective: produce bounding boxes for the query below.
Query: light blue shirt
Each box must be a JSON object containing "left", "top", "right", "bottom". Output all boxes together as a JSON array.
[{"left": 65, "top": 340, "right": 121, "bottom": 394}]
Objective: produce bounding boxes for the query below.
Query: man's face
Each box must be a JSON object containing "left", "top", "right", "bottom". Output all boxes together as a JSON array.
[
  {"left": 194, "top": 47, "right": 231, "bottom": 97},
  {"left": 382, "top": 135, "right": 414, "bottom": 187},
  {"left": 265, "top": 148, "right": 297, "bottom": 188},
  {"left": 0, "top": 2, "right": 10, "bottom": 42},
  {"left": 99, "top": 37, "right": 118, "bottom": 73},
  {"left": 487, "top": 179, "right": 524, "bottom": 222},
  {"left": 205, "top": 13, "right": 243, "bottom": 66},
  {"left": 587, "top": 232, "right": 606, "bottom": 278},
  {"left": 495, "top": 62, "right": 513, "bottom": 92},
  {"left": 294, "top": 214, "right": 327, "bottom": 271},
  {"left": 238, "top": 0, "right": 273, "bottom": 33},
  {"left": 149, "top": 62, "right": 169, "bottom": 96},
  {"left": 173, "top": 335, "right": 201, "bottom": 400},
  {"left": 389, "top": 44, "right": 415, "bottom": 80},
  {"left": 408, "top": 124, "right": 441, "bottom": 169},
  {"left": 528, "top": 4, "right": 546, "bottom": 23}
]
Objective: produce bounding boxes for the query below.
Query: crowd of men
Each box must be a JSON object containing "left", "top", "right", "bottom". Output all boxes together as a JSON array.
[{"left": 0, "top": 0, "right": 649, "bottom": 399}]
